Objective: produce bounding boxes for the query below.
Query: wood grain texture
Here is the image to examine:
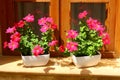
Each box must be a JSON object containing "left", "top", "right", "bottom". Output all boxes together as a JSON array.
[
  {"left": 0, "top": 56, "right": 120, "bottom": 80},
  {"left": 115, "top": 0, "right": 120, "bottom": 56},
  {"left": 70, "top": 0, "right": 109, "bottom": 3}
]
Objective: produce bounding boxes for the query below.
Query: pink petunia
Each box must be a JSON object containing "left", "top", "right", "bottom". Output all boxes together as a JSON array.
[
  {"left": 46, "top": 17, "right": 53, "bottom": 24},
  {"left": 102, "top": 33, "right": 110, "bottom": 45},
  {"left": 23, "top": 14, "right": 34, "bottom": 22},
  {"left": 66, "top": 42, "right": 78, "bottom": 52},
  {"left": 38, "top": 17, "right": 47, "bottom": 26},
  {"left": 51, "top": 24, "right": 57, "bottom": 30},
  {"left": 10, "top": 32, "right": 21, "bottom": 42},
  {"left": 86, "top": 17, "right": 100, "bottom": 30},
  {"left": 6, "top": 27, "right": 16, "bottom": 34},
  {"left": 95, "top": 25, "right": 105, "bottom": 36},
  {"left": 78, "top": 10, "right": 88, "bottom": 19},
  {"left": 49, "top": 40, "right": 58, "bottom": 46},
  {"left": 4, "top": 41, "right": 8, "bottom": 48},
  {"left": 67, "top": 30, "right": 78, "bottom": 39},
  {"left": 59, "top": 45, "right": 65, "bottom": 52},
  {"left": 32, "top": 45, "right": 44, "bottom": 56},
  {"left": 8, "top": 40, "right": 19, "bottom": 51},
  {"left": 17, "top": 20, "right": 25, "bottom": 28},
  {"left": 40, "top": 25, "right": 49, "bottom": 33}
]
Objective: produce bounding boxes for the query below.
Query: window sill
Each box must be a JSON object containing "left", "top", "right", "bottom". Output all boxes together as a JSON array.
[{"left": 0, "top": 56, "right": 120, "bottom": 78}]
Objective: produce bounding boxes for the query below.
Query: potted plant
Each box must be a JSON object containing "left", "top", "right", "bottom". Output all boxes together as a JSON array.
[
  {"left": 58, "top": 10, "right": 110, "bottom": 67},
  {"left": 4, "top": 14, "right": 57, "bottom": 66}
]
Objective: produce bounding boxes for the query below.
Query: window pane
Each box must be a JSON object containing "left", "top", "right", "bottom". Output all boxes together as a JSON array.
[
  {"left": 71, "top": 3, "right": 106, "bottom": 30},
  {"left": 16, "top": 2, "right": 49, "bottom": 37}
]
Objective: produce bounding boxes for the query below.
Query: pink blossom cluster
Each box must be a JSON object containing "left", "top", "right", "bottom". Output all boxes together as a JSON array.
[
  {"left": 78, "top": 10, "right": 88, "bottom": 19},
  {"left": 38, "top": 17, "right": 57, "bottom": 33},
  {"left": 86, "top": 17, "right": 110, "bottom": 45},
  {"left": 4, "top": 14, "right": 34, "bottom": 51},
  {"left": 49, "top": 40, "right": 58, "bottom": 46},
  {"left": 66, "top": 42, "right": 78, "bottom": 52},
  {"left": 67, "top": 30, "right": 78, "bottom": 39},
  {"left": 4, "top": 13, "right": 58, "bottom": 56},
  {"left": 79, "top": 10, "right": 110, "bottom": 45},
  {"left": 32, "top": 45, "right": 44, "bottom": 56}
]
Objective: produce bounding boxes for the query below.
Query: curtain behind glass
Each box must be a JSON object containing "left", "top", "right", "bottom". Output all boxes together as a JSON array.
[
  {"left": 71, "top": 3, "right": 106, "bottom": 31},
  {"left": 16, "top": 2, "right": 49, "bottom": 37}
]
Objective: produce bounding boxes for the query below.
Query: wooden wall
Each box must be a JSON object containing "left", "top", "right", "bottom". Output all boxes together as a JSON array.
[{"left": 0, "top": 0, "right": 120, "bottom": 57}]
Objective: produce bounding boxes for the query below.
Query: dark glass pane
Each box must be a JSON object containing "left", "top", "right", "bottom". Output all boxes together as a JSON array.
[
  {"left": 16, "top": 2, "right": 49, "bottom": 37},
  {"left": 71, "top": 3, "right": 106, "bottom": 30}
]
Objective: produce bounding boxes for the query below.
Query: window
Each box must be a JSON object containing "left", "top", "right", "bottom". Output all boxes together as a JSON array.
[{"left": 1, "top": 0, "right": 117, "bottom": 58}]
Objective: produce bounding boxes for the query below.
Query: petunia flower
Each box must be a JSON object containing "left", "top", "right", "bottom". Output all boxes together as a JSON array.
[
  {"left": 23, "top": 14, "right": 34, "bottom": 22},
  {"left": 46, "top": 17, "right": 53, "bottom": 24},
  {"left": 78, "top": 10, "right": 88, "bottom": 19},
  {"left": 66, "top": 42, "right": 78, "bottom": 52},
  {"left": 59, "top": 45, "right": 65, "bottom": 52},
  {"left": 67, "top": 30, "right": 78, "bottom": 39},
  {"left": 102, "top": 33, "right": 110, "bottom": 45},
  {"left": 10, "top": 32, "right": 21, "bottom": 42},
  {"left": 6, "top": 27, "right": 16, "bottom": 34},
  {"left": 86, "top": 17, "right": 100, "bottom": 30},
  {"left": 17, "top": 20, "right": 25, "bottom": 28},
  {"left": 49, "top": 40, "right": 58, "bottom": 46},
  {"left": 32, "top": 45, "right": 44, "bottom": 56},
  {"left": 38, "top": 17, "right": 47, "bottom": 26},
  {"left": 40, "top": 25, "right": 49, "bottom": 33},
  {"left": 8, "top": 40, "right": 19, "bottom": 51}
]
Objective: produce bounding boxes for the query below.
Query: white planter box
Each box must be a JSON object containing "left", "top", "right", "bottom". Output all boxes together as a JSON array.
[
  {"left": 22, "top": 54, "right": 50, "bottom": 66},
  {"left": 72, "top": 53, "right": 101, "bottom": 68}
]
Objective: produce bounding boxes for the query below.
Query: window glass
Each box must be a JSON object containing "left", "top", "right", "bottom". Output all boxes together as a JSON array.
[
  {"left": 16, "top": 2, "right": 49, "bottom": 37},
  {"left": 71, "top": 3, "right": 106, "bottom": 30}
]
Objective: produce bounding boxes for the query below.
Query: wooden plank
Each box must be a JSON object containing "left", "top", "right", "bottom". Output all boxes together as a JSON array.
[
  {"left": 115, "top": 0, "right": 120, "bottom": 57},
  {"left": 15, "top": 0, "right": 50, "bottom": 2},
  {"left": 105, "top": 0, "right": 116, "bottom": 52},
  {"left": 60, "top": 0, "right": 70, "bottom": 46},
  {"left": 49, "top": 0, "right": 60, "bottom": 56},
  {"left": 70, "top": 0, "right": 109, "bottom": 3}
]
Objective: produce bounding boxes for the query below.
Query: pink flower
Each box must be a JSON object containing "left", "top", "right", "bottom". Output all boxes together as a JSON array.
[
  {"left": 10, "top": 32, "right": 21, "bottom": 42},
  {"left": 46, "top": 17, "right": 53, "bottom": 24},
  {"left": 17, "top": 20, "right": 25, "bottom": 28},
  {"left": 86, "top": 17, "right": 100, "bottom": 30},
  {"left": 59, "top": 45, "right": 65, "bottom": 52},
  {"left": 66, "top": 42, "right": 78, "bottom": 52},
  {"left": 78, "top": 10, "right": 88, "bottom": 19},
  {"left": 23, "top": 14, "right": 34, "bottom": 22},
  {"left": 40, "top": 25, "right": 49, "bottom": 33},
  {"left": 6, "top": 27, "right": 16, "bottom": 34},
  {"left": 38, "top": 17, "right": 47, "bottom": 26},
  {"left": 67, "top": 30, "right": 78, "bottom": 39},
  {"left": 4, "top": 41, "right": 8, "bottom": 48},
  {"left": 49, "top": 40, "right": 58, "bottom": 46},
  {"left": 8, "top": 40, "right": 19, "bottom": 51},
  {"left": 51, "top": 24, "right": 57, "bottom": 30},
  {"left": 32, "top": 45, "right": 44, "bottom": 56},
  {"left": 102, "top": 33, "right": 110, "bottom": 45},
  {"left": 96, "top": 25, "right": 105, "bottom": 36}
]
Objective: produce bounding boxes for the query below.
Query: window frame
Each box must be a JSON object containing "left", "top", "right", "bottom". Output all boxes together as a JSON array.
[
  {"left": 1, "top": 0, "right": 59, "bottom": 56},
  {"left": 0, "top": 0, "right": 118, "bottom": 58},
  {"left": 60, "top": 0, "right": 116, "bottom": 58}
]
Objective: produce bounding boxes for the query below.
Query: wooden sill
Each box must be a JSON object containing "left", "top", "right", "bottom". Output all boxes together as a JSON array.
[{"left": 0, "top": 56, "right": 120, "bottom": 77}]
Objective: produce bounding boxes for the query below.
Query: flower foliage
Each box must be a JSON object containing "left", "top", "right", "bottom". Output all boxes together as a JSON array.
[
  {"left": 4, "top": 14, "right": 57, "bottom": 56},
  {"left": 59, "top": 10, "right": 110, "bottom": 57}
]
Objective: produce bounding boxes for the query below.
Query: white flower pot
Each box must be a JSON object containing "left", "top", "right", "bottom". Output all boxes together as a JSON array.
[
  {"left": 72, "top": 53, "right": 101, "bottom": 68},
  {"left": 22, "top": 54, "right": 50, "bottom": 66}
]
